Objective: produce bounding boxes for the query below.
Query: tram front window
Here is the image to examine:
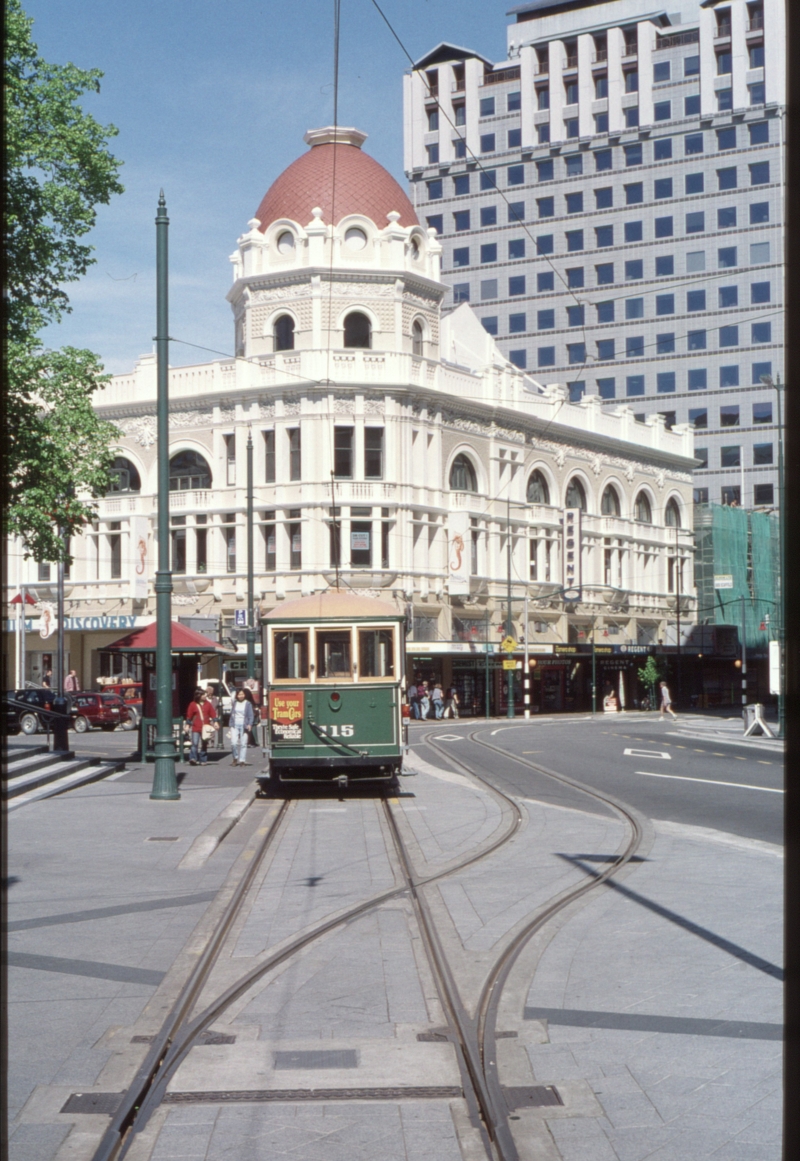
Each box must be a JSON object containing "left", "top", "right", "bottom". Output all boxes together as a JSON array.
[
  {"left": 273, "top": 631, "right": 309, "bottom": 679},
  {"left": 359, "top": 629, "right": 394, "bottom": 677},
  {"left": 317, "top": 631, "right": 352, "bottom": 678}
]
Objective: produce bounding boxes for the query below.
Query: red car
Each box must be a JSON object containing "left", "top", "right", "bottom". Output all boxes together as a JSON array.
[
  {"left": 72, "top": 692, "right": 131, "bottom": 733},
  {"left": 98, "top": 682, "right": 142, "bottom": 731}
]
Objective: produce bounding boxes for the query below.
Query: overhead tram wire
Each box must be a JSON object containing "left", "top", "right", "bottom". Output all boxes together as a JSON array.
[{"left": 326, "top": 0, "right": 343, "bottom": 588}]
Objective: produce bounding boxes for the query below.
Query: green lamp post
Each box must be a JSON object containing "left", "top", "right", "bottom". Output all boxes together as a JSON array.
[
  {"left": 151, "top": 191, "right": 179, "bottom": 800},
  {"left": 246, "top": 428, "right": 256, "bottom": 680}
]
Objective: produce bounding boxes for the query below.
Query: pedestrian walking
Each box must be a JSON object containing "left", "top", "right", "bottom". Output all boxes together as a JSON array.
[
  {"left": 64, "top": 669, "right": 80, "bottom": 692},
  {"left": 42, "top": 669, "right": 52, "bottom": 689},
  {"left": 444, "top": 686, "right": 459, "bottom": 719},
  {"left": 229, "top": 688, "right": 254, "bottom": 766},
  {"left": 418, "top": 681, "right": 430, "bottom": 720},
  {"left": 659, "top": 681, "right": 677, "bottom": 721},
  {"left": 185, "top": 688, "right": 218, "bottom": 765},
  {"left": 431, "top": 682, "right": 444, "bottom": 719}
]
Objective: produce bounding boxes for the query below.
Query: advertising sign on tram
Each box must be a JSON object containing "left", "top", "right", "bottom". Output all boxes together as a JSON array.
[{"left": 269, "top": 690, "right": 304, "bottom": 743}]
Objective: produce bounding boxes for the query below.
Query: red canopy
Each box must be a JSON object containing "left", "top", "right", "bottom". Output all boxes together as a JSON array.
[{"left": 106, "top": 620, "right": 236, "bottom": 654}]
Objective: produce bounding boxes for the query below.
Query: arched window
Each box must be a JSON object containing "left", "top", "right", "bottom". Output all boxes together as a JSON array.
[
  {"left": 565, "top": 477, "right": 587, "bottom": 510},
  {"left": 412, "top": 320, "right": 424, "bottom": 356},
  {"left": 169, "top": 450, "right": 212, "bottom": 491},
  {"left": 107, "top": 456, "right": 141, "bottom": 494},
  {"left": 344, "top": 311, "right": 371, "bottom": 349},
  {"left": 526, "top": 469, "right": 550, "bottom": 505},
  {"left": 601, "top": 484, "right": 620, "bottom": 516},
  {"left": 274, "top": 314, "right": 295, "bottom": 351},
  {"left": 665, "top": 498, "right": 681, "bottom": 527},
  {"left": 449, "top": 454, "right": 478, "bottom": 493},
  {"left": 634, "top": 492, "right": 652, "bottom": 523}
]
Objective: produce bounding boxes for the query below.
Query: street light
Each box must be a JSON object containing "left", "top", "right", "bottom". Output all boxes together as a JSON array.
[
  {"left": 760, "top": 373, "right": 784, "bottom": 737},
  {"left": 151, "top": 190, "right": 179, "bottom": 801}
]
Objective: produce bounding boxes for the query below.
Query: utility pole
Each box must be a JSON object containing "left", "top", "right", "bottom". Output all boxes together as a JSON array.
[
  {"left": 506, "top": 496, "right": 514, "bottom": 719},
  {"left": 246, "top": 428, "right": 256, "bottom": 681},
  {"left": 675, "top": 526, "right": 682, "bottom": 708},
  {"left": 485, "top": 606, "right": 490, "bottom": 719},
  {"left": 151, "top": 190, "right": 179, "bottom": 801},
  {"left": 740, "top": 592, "right": 748, "bottom": 716},
  {"left": 523, "top": 590, "right": 530, "bottom": 719}
]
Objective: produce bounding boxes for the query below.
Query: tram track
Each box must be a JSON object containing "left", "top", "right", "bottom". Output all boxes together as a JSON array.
[
  {"left": 90, "top": 769, "right": 523, "bottom": 1161},
  {"left": 416, "top": 725, "right": 647, "bottom": 1161},
  {"left": 90, "top": 728, "right": 646, "bottom": 1161}
]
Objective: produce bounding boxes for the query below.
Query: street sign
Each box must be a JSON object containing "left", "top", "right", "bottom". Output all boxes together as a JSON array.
[
  {"left": 501, "top": 635, "right": 517, "bottom": 653},
  {"left": 234, "top": 609, "right": 247, "bottom": 628},
  {"left": 714, "top": 575, "right": 734, "bottom": 589},
  {"left": 502, "top": 658, "right": 517, "bottom": 670}
]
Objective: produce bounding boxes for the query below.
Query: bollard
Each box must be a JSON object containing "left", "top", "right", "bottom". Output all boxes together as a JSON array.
[{"left": 51, "top": 697, "right": 71, "bottom": 753}]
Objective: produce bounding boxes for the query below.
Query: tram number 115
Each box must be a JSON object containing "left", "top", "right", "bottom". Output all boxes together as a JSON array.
[{"left": 316, "top": 723, "right": 354, "bottom": 738}]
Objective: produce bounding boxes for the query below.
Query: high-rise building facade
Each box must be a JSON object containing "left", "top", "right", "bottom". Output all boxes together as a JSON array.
[{"left": 404, "top": 0, "right": 784, "bottom": 510}]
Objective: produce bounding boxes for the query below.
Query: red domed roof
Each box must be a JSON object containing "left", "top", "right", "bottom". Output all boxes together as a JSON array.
[{"left": 254, "top": 127, "right": 419, "bottom": 232}]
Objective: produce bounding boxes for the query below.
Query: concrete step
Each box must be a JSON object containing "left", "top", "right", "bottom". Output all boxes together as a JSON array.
[
  {"left": 6, "top": 748, "right": 77, "bottom": 778},
  {"left": 5, "top": 755, "right": 98, "bottom": 796},
  {"left": 6, "top": 759, "right": 126, "bottom": 809}
]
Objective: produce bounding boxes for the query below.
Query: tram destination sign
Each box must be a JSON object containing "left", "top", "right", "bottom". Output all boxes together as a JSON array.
[{"left": 269, "top": 691, "right": 304, "bottom": 743}]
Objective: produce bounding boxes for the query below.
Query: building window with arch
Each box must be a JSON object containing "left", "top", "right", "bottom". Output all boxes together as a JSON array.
[
  {"left": 526, "top": 469, "right": 550, "bottom": 504},
  {"left": 565, "top": 477, "right": 587, "bottom": 510},
  {"left": 344, "top": 311, "right": 371, "bottom": 349},
  {"left": 108, "top": 456, "right": 141, "bottom": 494},
  {"left": 449, "top": 454, "right": 478, "bottom": 492},
  {"left": 634, "top": 492, "right": 652, "bottom": 523},
  {"left": 412, "top": 320, "right": 424, "bottom": 356},
  {"left": 169, "top": 450, "right": 212, "bottom": 491},
  {"left": 601, "top": 484, "right": 620, "bottom": 516},
  {"left": 665, "top": 497, "right": 681, "bottom": 526},
  {"left": 274, "top": 314, "right": 295, "bottom": 351}
]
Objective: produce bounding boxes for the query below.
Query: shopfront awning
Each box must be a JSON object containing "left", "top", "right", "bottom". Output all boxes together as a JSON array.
[{"left": 105, "top": 621, "right": 237, "bottom": 654}]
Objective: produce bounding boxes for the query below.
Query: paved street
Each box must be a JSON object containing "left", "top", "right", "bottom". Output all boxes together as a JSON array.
[{"left": 6, "top": 712, "right": 783, "bottom": 1161}]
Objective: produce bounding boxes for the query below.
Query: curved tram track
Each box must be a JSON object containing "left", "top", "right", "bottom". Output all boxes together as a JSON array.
[{"left": 92, "top": 728, "right": 646, "bottom": 1161}]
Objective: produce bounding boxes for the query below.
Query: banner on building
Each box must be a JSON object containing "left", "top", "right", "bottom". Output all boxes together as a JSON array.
[
  {"left": 131, "top": 517, "right": 149, "bottom": 599},
  {"left": 39, "top": 603, "right": 55, "bottom": 639},
  {"left": 448, "top": 511, "right": 471, "bottom": 596}
]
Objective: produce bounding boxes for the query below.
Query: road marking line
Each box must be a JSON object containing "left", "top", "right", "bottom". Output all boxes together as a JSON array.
[
  {"left": 635, "top": 771, "right": 783, "bottom": 794},
  {"left": 624, "top": 748, "right": 671, "bottom": 760},
  {"left": 522, "top": 751, "right": 543, "bottom": 754},
  {"left": 758, "top": 761, "right": 773, "bottom": 766},
  {"left": 434, "top": 734, "right": 463, "bottom": 741}
]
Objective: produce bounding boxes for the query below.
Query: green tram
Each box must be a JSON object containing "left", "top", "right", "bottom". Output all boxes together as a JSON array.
[{"left": 259, "top": 592, "right": 406, "bottom": 790}]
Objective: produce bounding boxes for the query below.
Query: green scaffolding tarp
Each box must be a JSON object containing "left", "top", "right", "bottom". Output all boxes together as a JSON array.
[{"left": 693, "top": 504, "right": 779, "bottom": 649}]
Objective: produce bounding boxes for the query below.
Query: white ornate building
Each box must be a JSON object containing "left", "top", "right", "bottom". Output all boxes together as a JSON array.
[{"left": 5, "top": 126, "right": 696, "bottom": 713}]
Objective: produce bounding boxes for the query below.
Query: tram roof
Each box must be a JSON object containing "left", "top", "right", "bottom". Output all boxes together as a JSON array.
[{"left": 263, "top": 591, "right": 401, "bottom": 623}]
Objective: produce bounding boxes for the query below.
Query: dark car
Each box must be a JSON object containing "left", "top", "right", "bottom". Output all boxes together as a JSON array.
[
  {"left": 72, "top": 692, "right": 131, "bottom": 733},
  {"left": 3, "top": 688, "right": 78, "bottom": 736}
]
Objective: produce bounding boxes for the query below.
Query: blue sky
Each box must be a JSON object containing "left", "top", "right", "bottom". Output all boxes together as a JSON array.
[{"left": 27, "top": 0, "right": 510, "bottom": 373}]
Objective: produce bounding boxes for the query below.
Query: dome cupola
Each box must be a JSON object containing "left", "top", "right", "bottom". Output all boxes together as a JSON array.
[{"left": 228, "top": 128, "right": 443, "bottom": 362}]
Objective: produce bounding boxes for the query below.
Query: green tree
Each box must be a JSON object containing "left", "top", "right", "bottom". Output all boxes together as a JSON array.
[
  {"left": 5, "top": 0, "right": 124, "bottom": 561},
  {"left": 637, "top": 655, "right": 665, "bottom": 707}
]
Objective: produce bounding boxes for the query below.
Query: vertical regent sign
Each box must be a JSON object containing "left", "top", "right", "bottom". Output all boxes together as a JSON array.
[{"left": 562, "top": 508, "right": 582, "bottom": 592}]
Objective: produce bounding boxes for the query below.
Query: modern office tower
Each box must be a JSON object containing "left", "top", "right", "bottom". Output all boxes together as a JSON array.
[{"left": 404, "top": 0, "right": 784, "bottom": 510}]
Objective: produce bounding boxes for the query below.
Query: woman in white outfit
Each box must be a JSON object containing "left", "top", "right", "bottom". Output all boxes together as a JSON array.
[{"left": 230, "top": 688, "right": 254, "bottom": 766}]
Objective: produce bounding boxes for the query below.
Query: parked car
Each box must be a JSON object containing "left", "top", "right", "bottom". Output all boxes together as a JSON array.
[
  {"left": 72, "top": 692, "right": 131, "bottom": 733},
  {"left": 97, "top": 682, "right": 142, "bottom": 731},
  {"left": 3, "top": 688, "right": 77, "bottom": 735}
]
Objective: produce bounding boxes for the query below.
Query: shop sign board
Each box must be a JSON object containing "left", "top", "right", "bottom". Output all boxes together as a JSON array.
[{"left": 714, "top": 575, "right": 734, "bottom": 589}]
